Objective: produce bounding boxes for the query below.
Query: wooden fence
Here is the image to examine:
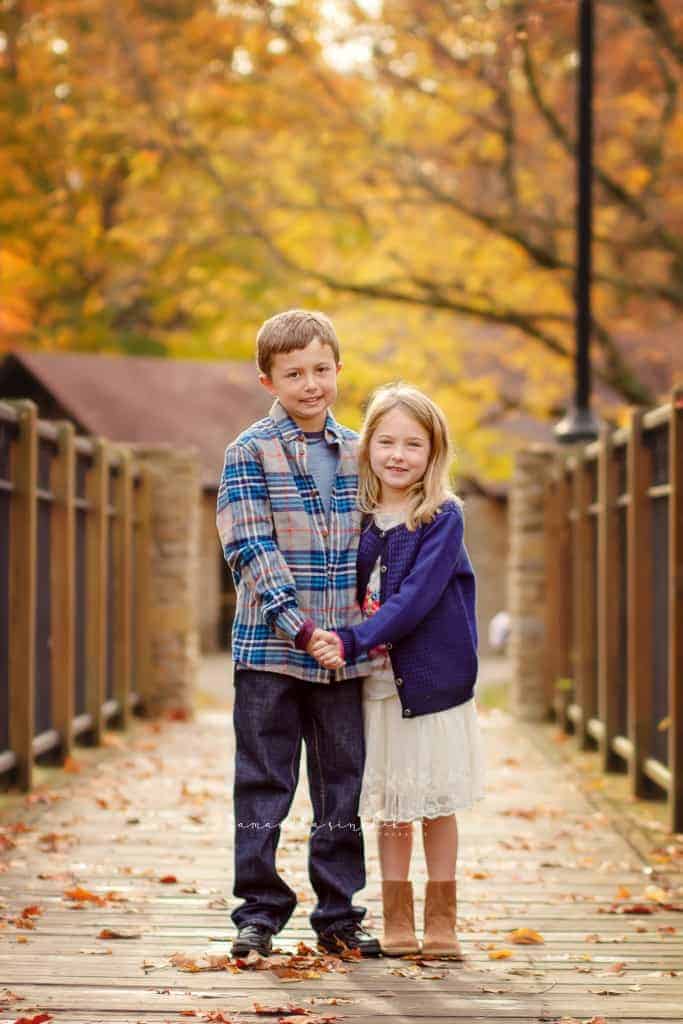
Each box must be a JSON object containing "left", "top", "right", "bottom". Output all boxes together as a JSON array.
[
  {"left": 0, "top": 399, "right": 152, "bottom": 791},
  {"left": 544, "top": 387, "right": 682, "bottom": 831}
]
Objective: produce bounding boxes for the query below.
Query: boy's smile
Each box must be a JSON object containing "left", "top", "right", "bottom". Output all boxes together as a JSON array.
[{"left": 259, "top": 339, "right": 341, "bottom": 431}]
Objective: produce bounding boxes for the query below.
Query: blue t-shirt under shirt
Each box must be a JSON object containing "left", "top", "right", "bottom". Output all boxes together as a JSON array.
[{"left": 304, "top": 430, "right": 339, "bottom": 518}]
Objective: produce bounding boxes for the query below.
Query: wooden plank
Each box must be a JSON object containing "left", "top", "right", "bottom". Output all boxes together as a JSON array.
[
  {"left": 50, "top": 420, "right": 76, "bottom": 762},
  {"left": 670, "top": 387, "right": 683, "bottom": 831},
  {"left": 552, "top": 459, "right": 573, "bottom": 726},
  {"left": 113, "top": 448, "right": 133, "bottom": 728},
  {"left": 597, "top": 424, "right": 621, "bottom": 772},
  {"left": 85, "top": 438, "right": 108, "bottom": 745},
  {"left": 133, "top": 465, "right": 153, "bottom": 706},
  {"left": 626, "top": 409, "right": 654, "bottom": 798},
  {"left": 543, "top": 472, "right": 560, "bottom": 714},
  {"left": 572, "top": 449, "right": 597, "bottom": 748},
  {"left": 7, "top": 399, "right": 38, "bottom": 790}
]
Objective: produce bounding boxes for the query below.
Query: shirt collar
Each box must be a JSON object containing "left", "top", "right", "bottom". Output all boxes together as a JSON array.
[{"left": 269, "top": 398, "right": 343, "bottom": 446}]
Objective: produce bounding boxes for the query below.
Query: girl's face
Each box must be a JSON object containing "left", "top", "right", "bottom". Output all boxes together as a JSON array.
[{"left": 369, "top": 406, "right": 431, "bottom": 500}]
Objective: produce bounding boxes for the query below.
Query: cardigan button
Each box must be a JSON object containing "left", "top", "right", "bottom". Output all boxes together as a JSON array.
[
  {"left": 403, "top": 708, "right": 412, "bottom": 717},
  {"left": 395, "top": 676, "right": 403, "bottom": 686},
  {"left": 380, "top": 564, "right": 387, "bottom": 573},
  {"left": 386, "top": 642, "right": 392, "bottom": 651}
]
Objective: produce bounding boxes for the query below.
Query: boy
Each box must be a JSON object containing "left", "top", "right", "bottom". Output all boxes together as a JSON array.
[{"left": 216, "top": 310, "right": 379, "bottom": 958}]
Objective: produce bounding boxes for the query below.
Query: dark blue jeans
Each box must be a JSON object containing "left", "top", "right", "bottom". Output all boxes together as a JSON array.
[{"left": 232, "top": 668, "right": 367, "bottom": 935}]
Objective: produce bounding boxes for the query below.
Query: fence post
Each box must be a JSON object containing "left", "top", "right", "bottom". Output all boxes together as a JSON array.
[
  {"left": 627, "top": 409, "right": 653, "bottom": 798},
  {"left": 51, "top": 421, "right": 76, "bottom": 761},
  {"left": 670, "top": 387, "right": 683, "bottom": 831},
  {"left": 8, "top": 400, "right": 37, "bottom": 790},
  {"left": 114, "top": 448, "right": 133, "bottom": 728},
  {"left": 134, "top": 465, "right": 153, "bottom": 705},
  {"left": 572, "top": 448, "right": 597, "bottom": 749},
  {"left": 597, "top": 424, "right": 620, "bottom": 772},
  {"left": 85, "top": 438, "right": 108, "bottom": 745}
]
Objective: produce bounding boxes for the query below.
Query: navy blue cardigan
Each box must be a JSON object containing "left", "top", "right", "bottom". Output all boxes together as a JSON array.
[{"left": 336, "top": 501, "right": 478, "bottom": 719}]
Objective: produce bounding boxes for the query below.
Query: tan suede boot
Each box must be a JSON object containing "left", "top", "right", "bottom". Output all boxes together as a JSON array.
[
  {"left": 422, "top": 880, "right": 463, "bottom": 959},
  {"left": 381, "top": 880, "right": 420, "bottom": 956}
]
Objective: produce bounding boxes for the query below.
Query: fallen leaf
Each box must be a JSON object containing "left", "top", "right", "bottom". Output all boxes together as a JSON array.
[
  {"left": 98, "top": 928, "right": 141, "bottom": 940},
  {"left": 13, "top": 1016, "right": 52, "bottom": 1024},
  {"left": 508, "top": 927, "right": 544, "bottom": 945},
  {"left": 63, "top": 886, "right": 108, "bottom": 906},
  {"left": 63, "top": 756, "right": 82, "bottom": 773},
  {"left": 159, "top": 875, "right": 178, "bottom": 884},
  {"left": 253, "top": 1005, "right": 308, "bottom": 1016},
  {"left": 488, "top": 949, "right": 513, "bottom": 959}
]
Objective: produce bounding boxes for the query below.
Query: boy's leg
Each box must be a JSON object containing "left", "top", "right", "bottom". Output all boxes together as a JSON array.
[
  {"left": 232, "top": 669, "right": 303, "bottom": 934},
  {"left": 301, "top": 677, "right": 368, "bottom": 935}
]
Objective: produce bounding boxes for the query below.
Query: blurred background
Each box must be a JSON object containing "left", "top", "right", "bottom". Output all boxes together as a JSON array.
[{"left": 0, "top": 0, "right": 680, "bottom": 655}]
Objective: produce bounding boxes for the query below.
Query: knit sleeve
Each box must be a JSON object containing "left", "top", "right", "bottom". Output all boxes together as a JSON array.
[{"left": 336, "top": 508, "right": 463, "bottom": 660}]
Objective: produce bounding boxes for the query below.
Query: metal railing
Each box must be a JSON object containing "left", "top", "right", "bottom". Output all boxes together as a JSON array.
[
  {"left": 544, "top": 388, "right": 682, "bottom": 830},
  {"left": 0, "top": 399, "right": 152, "bottom": 790}
]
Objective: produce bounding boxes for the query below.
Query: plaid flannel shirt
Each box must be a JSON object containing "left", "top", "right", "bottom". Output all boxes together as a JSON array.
[{"left": 216, "top": 398, "right": 366, "bottom": 684}]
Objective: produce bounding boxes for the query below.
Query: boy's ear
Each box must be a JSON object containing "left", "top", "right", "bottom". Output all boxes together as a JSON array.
[
  {"left": 336, "top": 362, "right": 343, "bottom": 375},
  {"left": 258, "top": 372, "right": 277, "bottom": 396}
]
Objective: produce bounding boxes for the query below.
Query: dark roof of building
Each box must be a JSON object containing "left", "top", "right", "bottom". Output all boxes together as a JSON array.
[{"left": 0, "top": 350, "right": 271, "bottom": 488}]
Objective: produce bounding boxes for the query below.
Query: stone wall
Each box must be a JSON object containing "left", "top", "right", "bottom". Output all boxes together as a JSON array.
[
  {"left": 508, "top": 446, "right": 555, "bottom": 721},
  {"left": 200, "top": 493, "right": 221, "bottom": 652},
  {"left": 132, "top": 445, "right": 201, "bottom": 714},
  {"left": 461, "top": 490, "right": 508, "bottom": 656}
]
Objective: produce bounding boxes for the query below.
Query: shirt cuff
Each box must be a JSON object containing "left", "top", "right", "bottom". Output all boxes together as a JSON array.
[
  {"left": 274, "top": 605, "right": 308, "bottom": 641},
  {"left": 336, "top": 628, "right": 356, "bottom": 662},
  {"left": 294, "top": 618, "right": 316, "bottom": 651}
]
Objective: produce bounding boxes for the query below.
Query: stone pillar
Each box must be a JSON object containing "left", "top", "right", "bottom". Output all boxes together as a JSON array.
[
  {"left": 132, "top": 445, "right": 200, "bottom": 715},
  {"left": 508, "top": 445, "right": 555, "bottom": 721}
]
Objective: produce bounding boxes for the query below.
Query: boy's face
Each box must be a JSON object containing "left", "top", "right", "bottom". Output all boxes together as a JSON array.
[{"left": 260, "top": 338, "right": 341, "bottom": 430}]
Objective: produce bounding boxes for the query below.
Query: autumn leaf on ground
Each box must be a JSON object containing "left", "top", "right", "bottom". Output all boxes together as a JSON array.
[
  {"left": 12, "top": 1015, "right": 52, "bottom": 1024},
  {"left": 63, "top": 886, "right": 108, "bottom": 906},
  {"left": 203, "top": 1013, "right": 233, "bottom": 1023},
  {"left": 21, "top": 906, "right": 42, "bottom": 919},
  {"left": 98, "top": 928, "right": 141, "bottom": 940},
  {"left": 159, "top": 874, "right": 178, "bottom": 884},
  {"left": 280, "top": 1017, "right": 339, "bottom": 1024},
  {"left": 254, "top": 1004, "right": 308, "bottom": 1015},
  {"left": 488, "top": 949, "right": 513, "bottom": 959},
  {"left": 63, "top": 756, "right": 82, "bottom": 773},
  {"left": 615, "top": 885, "right": 631, "bottom": 898},
  {"left": 508, "top": 927, "right": 544, "bottom": 945}
]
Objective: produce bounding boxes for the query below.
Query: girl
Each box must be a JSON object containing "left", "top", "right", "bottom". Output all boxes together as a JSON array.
[{"left": 311, "top": 384, "right": 485, "bottom": 959}]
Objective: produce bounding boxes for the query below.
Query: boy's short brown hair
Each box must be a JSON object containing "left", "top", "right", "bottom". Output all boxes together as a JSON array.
[{"left": 256, "top": 309, "right": 340, "bottom": 377}]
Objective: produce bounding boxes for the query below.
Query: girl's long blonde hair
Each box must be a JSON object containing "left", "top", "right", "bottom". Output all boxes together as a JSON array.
[{"left": 357, "top": 384, "right": 460, "bottom": 530}]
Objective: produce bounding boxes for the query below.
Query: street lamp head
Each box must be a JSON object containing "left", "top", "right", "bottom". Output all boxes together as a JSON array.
[{"left": 554, "top": 403, "right": 601, "bottom": 444}]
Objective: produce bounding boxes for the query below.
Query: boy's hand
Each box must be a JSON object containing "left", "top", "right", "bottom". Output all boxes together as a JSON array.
[{"left": 308, "top": 628, "right": 345, "bottom": 669}]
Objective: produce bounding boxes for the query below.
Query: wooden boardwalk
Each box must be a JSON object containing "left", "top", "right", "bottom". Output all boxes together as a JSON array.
[{"left": 1, "top": 661, "right": 682, "bottom": 1024}]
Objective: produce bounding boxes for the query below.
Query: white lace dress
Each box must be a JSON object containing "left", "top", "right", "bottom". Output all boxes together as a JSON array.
[{"left": 359, "top": 511, "right": 486, "bottom": 823}]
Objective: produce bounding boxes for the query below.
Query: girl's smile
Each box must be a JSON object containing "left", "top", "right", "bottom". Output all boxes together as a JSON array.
[{"left": 369, "top": 406, "right": 431, "bottom": 503}]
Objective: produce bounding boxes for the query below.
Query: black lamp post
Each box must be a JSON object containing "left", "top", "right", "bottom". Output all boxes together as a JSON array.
[{"left": 555, "top": 0, "right": 601, "bottom": 443}]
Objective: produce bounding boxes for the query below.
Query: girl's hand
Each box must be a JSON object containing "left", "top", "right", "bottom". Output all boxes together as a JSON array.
[{"left": 309, "top": 629, "right": 345, "bottom": 669}]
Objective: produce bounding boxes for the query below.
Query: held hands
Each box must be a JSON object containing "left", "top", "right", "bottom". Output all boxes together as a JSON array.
[{"left": 307, "top": 628, "right": 345, "bottom": 670}]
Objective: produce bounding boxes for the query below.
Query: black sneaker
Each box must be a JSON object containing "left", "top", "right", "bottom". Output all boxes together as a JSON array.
[
  {"left": 231, "top": 923, "right": 274, "bottom": 958},
  {"left": 317, "top": 920, "right": 382, "bottom": 957}
]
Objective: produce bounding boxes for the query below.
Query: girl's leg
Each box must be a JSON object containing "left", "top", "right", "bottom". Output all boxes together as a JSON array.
[
  {"left": 421, "top": 813, "right": 458, "bottom": 880},
  {"left": 377, "top": 821, "right": 419, "bottom": 955},
  {"left": 378, "top": 820, "right": 413, "bottom": 880},
  {"left": 421, "top": 814, "right": 462, "bottom": 958}
]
